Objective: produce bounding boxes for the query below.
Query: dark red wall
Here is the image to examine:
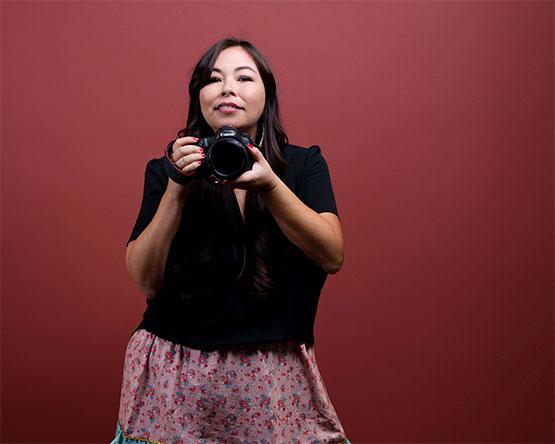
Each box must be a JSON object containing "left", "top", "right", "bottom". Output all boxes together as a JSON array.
[{"left": 2, "top": 2, "right": 553, "bottom": 442}]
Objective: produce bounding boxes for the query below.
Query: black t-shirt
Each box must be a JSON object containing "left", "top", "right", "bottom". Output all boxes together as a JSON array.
[{"left": 126, "top": 142, "right": 339, "bottom": 351}]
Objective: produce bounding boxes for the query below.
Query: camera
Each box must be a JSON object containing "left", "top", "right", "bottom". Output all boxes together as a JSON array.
[{"left": 164, "top": 126, "right": 254, "bottom": 184}]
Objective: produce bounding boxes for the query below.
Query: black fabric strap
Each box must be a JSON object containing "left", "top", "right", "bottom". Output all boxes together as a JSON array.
[{"left": 164, "top": 139, "right": 193, "bottom": 185}]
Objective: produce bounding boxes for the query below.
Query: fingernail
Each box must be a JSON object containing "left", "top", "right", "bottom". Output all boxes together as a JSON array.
[
  {"left": 198, "top": 147, "right": 204, "bottom": 152},
  {"left": 247, "top": 143, "right": 254, "bottom": 149},
  {"left": 193, "top": 137, "right": 199, "bottom": 141}
]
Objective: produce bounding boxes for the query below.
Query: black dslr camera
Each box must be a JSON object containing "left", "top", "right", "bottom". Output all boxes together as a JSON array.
[{"left": 164, "top": 126, "right": 254, "bottom": 184}]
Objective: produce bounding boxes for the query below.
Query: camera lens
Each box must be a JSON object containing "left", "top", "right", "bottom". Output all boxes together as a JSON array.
[{"left": 210, "top": 139, "right": 246, "bottom": 179}]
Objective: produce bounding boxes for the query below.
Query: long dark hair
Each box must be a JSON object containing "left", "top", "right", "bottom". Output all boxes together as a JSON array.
[{"left": 170, "top": 37, "right": 289, "bottom": 302}]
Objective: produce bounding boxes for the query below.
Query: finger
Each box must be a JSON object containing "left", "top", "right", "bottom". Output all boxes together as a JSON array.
[
  {"left": 174, "top": 151, "right": 205, "bottom": 169},
  {"left": 172, "top": 136, "right": 199, "bottom": 155},
  {"left": 247, "top": 143, "right": 262, "bottom": 160},
  {"left": 223, "top": 172, "right": 247, "bottom": 187},
  {"left": 236, "top": 170, "right": 254, "bottom": 181},
  {"left": 180, "top": 160, "right": 203, "bottom": 175},
  {"left": 175, "top": 136, "right": 200, "bottom": 145},
  {"left": 172, "top": 144, "right": 204, "bottom": 163}
]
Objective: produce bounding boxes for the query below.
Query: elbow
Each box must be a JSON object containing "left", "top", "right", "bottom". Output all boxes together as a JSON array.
[
  {"left": 134, "top": 273, "right": 163, "bottom": 299},
  {"left": 139, "top": 284, "right": 159, "bottom": 300},
  {"left": 325, "top": 260, "right": 343, "bottom": 275},
  {"left": 323, "top": 249, "right": 344, "bottom": 275},
  {"left": 318, "top": 216, "right": 344, "bottom": 275},
  {"left": 125, "top": 241, "right": 135, "bottom": 274},
  {"left": 125, "top": 241, "right": 162, "bottom": 299},
  {"left": 135, "top": 277, "right": 162, "bottom": 300}
]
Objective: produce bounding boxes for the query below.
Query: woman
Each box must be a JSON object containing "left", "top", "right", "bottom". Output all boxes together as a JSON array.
[{"left": 112, "top": 37, "right": 350, "bottom": 444}]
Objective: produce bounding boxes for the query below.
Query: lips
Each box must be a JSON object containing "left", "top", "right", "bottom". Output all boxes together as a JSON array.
[{"left": 216, "top": 102, "right": 243, "bottom": 110}]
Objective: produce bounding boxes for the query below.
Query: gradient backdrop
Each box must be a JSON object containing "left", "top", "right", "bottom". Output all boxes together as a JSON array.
[{"left": 1, "top": 1, "right": 553, "bottom": 443}]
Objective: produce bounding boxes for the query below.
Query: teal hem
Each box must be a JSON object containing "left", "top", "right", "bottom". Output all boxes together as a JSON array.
[
  {"left": 112, "top": 419, "right": 352, "bottom": 444},
  {"left": 111, "top": 420, "right": 161, "bottom": 444}
]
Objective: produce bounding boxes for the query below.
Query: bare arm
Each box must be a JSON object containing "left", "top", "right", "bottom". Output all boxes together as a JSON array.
[
  {"left": 221, "top": 144, "right": 344, "bottom": 274},
  {"left": 125, "top": 136, "right": 204, "bottom": 298},
  {"left": 125, "top": 181, "right": 188, "bottom": 299},
  {"left": 261, "top": 179, "right": 344, "bottom": 274}
]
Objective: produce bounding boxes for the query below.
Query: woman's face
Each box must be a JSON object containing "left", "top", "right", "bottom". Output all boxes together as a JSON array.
[{"left": 200, "top": 46, "right": 266, "bottom": 142}]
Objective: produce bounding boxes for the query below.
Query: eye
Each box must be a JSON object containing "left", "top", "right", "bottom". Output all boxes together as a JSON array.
[
  {"left": 208, "top": 76, "right": 221, "bottom": 83},
  {"left": 238, "top": 76, "right": 253, "bottom": 81}
]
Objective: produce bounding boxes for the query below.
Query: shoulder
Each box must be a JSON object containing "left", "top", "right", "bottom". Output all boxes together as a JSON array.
[
  {"left": 142, "top": 156, "right": 167, "bottom": 186},
  {"left": 146, "top": 156, "right": 164, "bottom": 169},
  {"left": 283, "top": 143, "right": 321, "bottom": 159},
  {"left": 282, "top": 143, "right": 326, "bottom": 171},
  {"left": 279, "top": 143, "right": 331, "bottom": 190}
]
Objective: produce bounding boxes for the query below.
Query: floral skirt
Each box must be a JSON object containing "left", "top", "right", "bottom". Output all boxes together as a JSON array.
[{"left": 111, "top": 328, "right": 351, "bottom": 444}]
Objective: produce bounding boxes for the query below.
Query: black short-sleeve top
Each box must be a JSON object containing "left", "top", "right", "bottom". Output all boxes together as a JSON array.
[{"left": 126, "top": 142, "right": 340, "bottom": 351}]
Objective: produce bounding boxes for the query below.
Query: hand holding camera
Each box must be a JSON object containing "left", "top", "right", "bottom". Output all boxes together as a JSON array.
[
  {"left": 167, "top": 136, "right": 205, "bottom": 183},
  {"left": 164, "top": 126, "right": 255, "bottom": 186}
]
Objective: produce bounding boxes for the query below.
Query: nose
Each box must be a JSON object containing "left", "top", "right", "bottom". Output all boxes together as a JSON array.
[{"left": 221, "top": 79, "right": 236, "bottom": 96}]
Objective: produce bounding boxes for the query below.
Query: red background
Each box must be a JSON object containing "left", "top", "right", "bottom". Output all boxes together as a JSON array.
[{"left": 1, "top": 1, "right": 553, "bottom": 443}]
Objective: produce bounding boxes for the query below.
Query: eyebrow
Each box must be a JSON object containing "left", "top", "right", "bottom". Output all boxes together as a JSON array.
[{"left": 212, "top": 66, "right": 256, "bottom": 74}]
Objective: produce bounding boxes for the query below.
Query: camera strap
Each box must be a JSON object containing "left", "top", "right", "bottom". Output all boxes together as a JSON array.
[{"left": 164, "top": 139, "right": 193, "bottom": 185}]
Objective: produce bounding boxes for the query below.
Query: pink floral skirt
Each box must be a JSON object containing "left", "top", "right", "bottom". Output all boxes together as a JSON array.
[{"left": 111, "top": 328, "right": 350, "bottom": 444}]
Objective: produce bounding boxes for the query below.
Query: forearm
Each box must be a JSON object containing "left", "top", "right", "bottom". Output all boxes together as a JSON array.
[
  {"left": 261, "top": 178, "right": 343, "bottom": 273},
  {"left": 125, "top": 184, "right": 188, "bottom": 298}
]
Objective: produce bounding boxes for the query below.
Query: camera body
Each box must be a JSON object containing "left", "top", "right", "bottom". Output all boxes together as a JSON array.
[{"left": 164, "top": 126, "right": 254, "bottom": 185}]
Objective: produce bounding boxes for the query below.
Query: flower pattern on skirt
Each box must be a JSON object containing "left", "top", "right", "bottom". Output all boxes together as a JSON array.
[{"left": 111, "top": 329, "right": 350, "bottom": 444}]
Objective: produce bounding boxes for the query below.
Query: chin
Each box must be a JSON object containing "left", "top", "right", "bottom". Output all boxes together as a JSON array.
[
  {"left": 215, "top": 120, "right": 246, "bottom": 131},
  {"left": 208, "top": 118, "right": 254, "bottom": 136}
]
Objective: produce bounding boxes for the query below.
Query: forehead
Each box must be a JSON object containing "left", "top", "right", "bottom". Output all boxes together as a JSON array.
[{"left": 212, "top": 46, "right": 258, "bottom": 73}]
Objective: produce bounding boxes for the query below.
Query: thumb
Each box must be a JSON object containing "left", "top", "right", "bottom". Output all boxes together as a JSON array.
[{"left": 247, "top": 143, "right": 262, "bottom": 159}]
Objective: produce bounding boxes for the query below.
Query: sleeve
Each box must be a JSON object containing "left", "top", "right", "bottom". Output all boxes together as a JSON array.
[
  {"left": 126, "top": 158, "right": 167, "bottom": 246},
  {"left": 298, "top": 145, "right": 340, "bottom": 219}
]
